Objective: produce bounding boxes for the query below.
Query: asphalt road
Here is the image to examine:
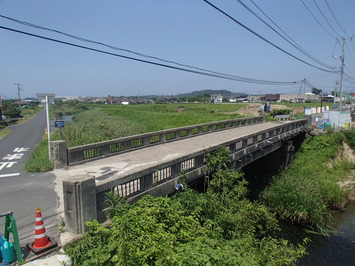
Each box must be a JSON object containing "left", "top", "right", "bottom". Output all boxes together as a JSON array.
[{"left": 0, "top": 109, "right": 60, "bottom": 248}]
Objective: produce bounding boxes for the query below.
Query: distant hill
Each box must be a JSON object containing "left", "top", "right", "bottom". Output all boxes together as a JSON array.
[{"left": 176, "top": 90, "right": 247, "bottom": 98}]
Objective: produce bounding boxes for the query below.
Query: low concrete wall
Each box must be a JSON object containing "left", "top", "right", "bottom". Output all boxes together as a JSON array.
[
  {"left": 62, "top": 119, "right": 307, "bottom": 234},
  {"left": 50, "top": 140, "right": 67, "bottom": 169},
  {"left": 52, "top": 116, "right": 265, "bottom": 167}
]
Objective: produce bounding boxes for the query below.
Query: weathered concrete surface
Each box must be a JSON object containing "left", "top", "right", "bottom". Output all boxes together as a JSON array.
[{"left": 54, "top": 120, "right": 296, "bottom": 188}]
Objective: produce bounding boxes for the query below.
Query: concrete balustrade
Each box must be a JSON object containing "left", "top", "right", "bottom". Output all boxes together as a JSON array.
[
  {"left": 51, "top": 116, "right": 264, "bottom": 168},
  {"left": 62, "top": 119, "right": 307, "bottom": 234}
]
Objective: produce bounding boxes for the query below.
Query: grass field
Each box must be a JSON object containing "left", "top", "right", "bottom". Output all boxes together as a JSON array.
[{"left": 52, "top": 103, "right": 247, "bottom": 147}]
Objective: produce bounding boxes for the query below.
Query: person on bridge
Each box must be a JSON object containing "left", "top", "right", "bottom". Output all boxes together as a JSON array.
[{"left": 264, "top": 101, "right": 271, "bottom": 113}]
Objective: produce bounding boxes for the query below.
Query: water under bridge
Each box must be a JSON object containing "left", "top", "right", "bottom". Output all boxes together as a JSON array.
[{"left": 53, "top": 116, "right": 308, "bottom": 234}]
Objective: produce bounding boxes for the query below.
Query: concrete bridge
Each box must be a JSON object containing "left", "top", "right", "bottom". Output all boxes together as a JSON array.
[{"left": 53, "top": 117, "right": 308, "bottom": 234}]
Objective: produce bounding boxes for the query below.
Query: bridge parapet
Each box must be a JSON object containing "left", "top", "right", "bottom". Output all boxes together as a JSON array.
[
  {"left": 54, "top": 116, "right": 264, "bottom": 167},
  {"left": 63, "top": 119, "right": 307, "bottom": 234}
]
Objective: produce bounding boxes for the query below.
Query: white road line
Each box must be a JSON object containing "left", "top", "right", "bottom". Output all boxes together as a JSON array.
[{"left": 0, "top": 173, "right": 20, "bottom": 178}]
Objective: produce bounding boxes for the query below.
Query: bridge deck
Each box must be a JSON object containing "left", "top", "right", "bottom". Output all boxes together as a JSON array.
[{"left": 55, "top": 120, "right": 297, "bottom": 187}]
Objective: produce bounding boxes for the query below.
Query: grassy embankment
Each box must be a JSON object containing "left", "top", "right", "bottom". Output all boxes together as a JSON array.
[
  {"left": 261, "top": 129, "right": 355, "bottom": 232},
  {"left": 25, "top": 103, "right": 246, "bottom": 172}
]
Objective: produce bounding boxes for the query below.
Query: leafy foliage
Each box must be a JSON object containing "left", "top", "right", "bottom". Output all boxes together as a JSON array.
[
  {"left": 66, "top": 147, "right": 306, "bottom": 265},
  {"left": 2, "top": 101, "right": 21, "bottom": 118}
]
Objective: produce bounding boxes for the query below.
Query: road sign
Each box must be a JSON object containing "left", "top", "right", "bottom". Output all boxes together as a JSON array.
[{"left": 55, "top": 121, "right": 65, "bottom": 128}]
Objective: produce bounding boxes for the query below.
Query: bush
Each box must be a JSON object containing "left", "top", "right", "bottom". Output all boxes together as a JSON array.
[{"left": 269, "top": 109, "right": 291, "bottom": 117}]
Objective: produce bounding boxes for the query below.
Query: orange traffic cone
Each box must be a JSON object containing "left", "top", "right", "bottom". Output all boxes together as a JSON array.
[{"left": 27, "top": 208, "right": 57, "bottom": 255}]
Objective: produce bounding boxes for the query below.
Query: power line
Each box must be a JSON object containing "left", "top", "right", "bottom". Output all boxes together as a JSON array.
[
  {"left": 235, "top": 0, "right": 335, "bottom": 70},
  {"left": 0, "top": 25, "right": 302, "bottom": 86},
  {"left": 324, "top": 0, "right": 349, "bottom": 38},
  {"left": 345, "top": 42, "right": 355, "bottom": 69},
  {"left": 300, "top": 0, "right": 336, "bottom": 39},
  {"left": 311, "top": 0, "right": 341, "bottom": 38},
  {"left": 202, "top": 0, "right": 337, "bottom": 73},
  {"left": 0, "top": 14, "right": 300, "bottom": 85},
  {"left": 249, "top": 0, "right": 334, "bottom": 70}
]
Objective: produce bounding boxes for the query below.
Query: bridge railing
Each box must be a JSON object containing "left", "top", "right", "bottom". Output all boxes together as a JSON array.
[
  {"left": 63, "top": 119, "right": 308, "bottom": 233},
  {"left": 66, "top": 116, "right": 264, "bottom": 165}
]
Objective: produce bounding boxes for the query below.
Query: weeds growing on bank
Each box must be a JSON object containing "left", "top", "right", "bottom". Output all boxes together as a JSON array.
[
  {"left": 261, "top": 130, "right": 354, "bottom": 230},
  {"left": 25, "top": 136, "right": 53, "bottom": 172}
]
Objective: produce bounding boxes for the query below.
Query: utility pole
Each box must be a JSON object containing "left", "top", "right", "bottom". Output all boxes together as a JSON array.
[
  {"left": 338, "top": 37, "right": 346, "bottom": 111},
  {"left": 0, "top": 94, "right": 3, "bottom": 121},
  {"left": 333, "top": 81, "right": 338, "bottom": 106},
  {"left": 15, "top": 83, "right": 21, "bottom": 110}
]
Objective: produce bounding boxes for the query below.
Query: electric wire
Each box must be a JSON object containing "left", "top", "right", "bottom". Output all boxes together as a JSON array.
[
  {"left": 202, "top": 0, "right": 337, "bottom": 73},
  {"left": 300, "top": 0, "right": 336, "bottom": 39},
  {"left": 0, "top": 14, "right": 301, "bottom": 86},
  {"left": 235, "top": 0, "right": 335, "bottom": 70},
  {"left": 312, "top": 0, "right": 341, "bottom": 38},
  {"left": 324, "top": 0, "right": 350, "bottom": 38},
  {"left": 345, "top": 42, "right": 355, "bottom": 69},
  {"left": 344, "top": 72, "right": 355, "bottom": 82},
  {"left": 0, "top": 14, "right": 254, "bottom": 81},
  {"left": 0, "top": 25, "right": 302, "bottom": 85},
  {"left": 248, "top": 0, "right": 335, "bottom": 70}
]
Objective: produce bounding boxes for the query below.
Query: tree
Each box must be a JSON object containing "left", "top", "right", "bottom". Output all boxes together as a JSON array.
[
  {"left": 3, "top": 101, "right": 21, "bottom": 118},
  {"left": 311, "top": 87, "right": 322, "bottom": 95}
]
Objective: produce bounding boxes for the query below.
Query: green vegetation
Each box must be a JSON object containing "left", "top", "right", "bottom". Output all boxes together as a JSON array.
[
  {"left": 0, "top": 101, "right": 42, "bottom": 129},
  {"left": 53, "top": 100, "right": 92, "bottom": 118},
  {"left": 24, "top": 136, "right": 53, "bottom": 172},
  {"left": 261, "top": 130, "right": 354, "bottom": 231},
  {"left": 66, "top": 148, "right": 306, "bottom": 265},
  {"left": 100, "top": 103, "right": 245, "bottom": 132},
  {"left": 52, "top": 109, "right": 147, "bottom": 147},
  {"left": 51, "top": 103, "right": 245, "bottom": 147},
  {"left": 26, "top": 102, "right": 246, "bottom": 171},
  {"left": 2, "top": 101, "right": 22, "bottom": 119},
  {"left": 342, "top": 128, "right": 355, "bottom": 149}
]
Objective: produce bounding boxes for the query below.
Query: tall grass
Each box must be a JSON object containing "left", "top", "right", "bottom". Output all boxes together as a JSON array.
[
  {"left": 25, "top": 136, "right": 53, "bottom": 172},
  {"left": 53, "top": 109, "right": 148, "bottom": 147},
  {"left": 52, "top": 103, "right": 245, "bottom": 147},
  {"left": 100, "top": 103, "right": 244, "bottom": 132},
  {"left": 261, "top": 131, "right": 353, "bottom": 229}
]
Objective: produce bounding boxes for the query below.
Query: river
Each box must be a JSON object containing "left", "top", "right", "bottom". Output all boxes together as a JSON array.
[{"left": 297, "top": 202, "right": 355, "bottom": 265}]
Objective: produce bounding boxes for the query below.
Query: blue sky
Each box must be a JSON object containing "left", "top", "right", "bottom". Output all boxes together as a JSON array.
[{"left": 0, "top": 0, "right": 354, "bottom": 98}]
